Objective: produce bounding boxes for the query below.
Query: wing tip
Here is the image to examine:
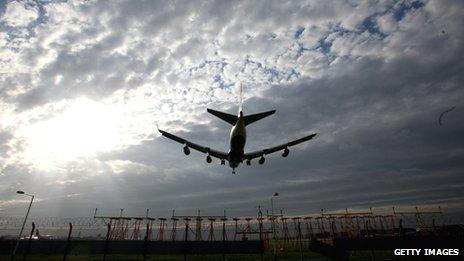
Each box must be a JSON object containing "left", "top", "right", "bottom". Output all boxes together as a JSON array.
[{"left": 158, "top": 128, "right": 166, "bottom": 135}]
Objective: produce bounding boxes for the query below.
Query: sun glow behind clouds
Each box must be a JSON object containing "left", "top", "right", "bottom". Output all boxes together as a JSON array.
[{"left": 20, "top": 99, "right": 132, "bottom": 171}]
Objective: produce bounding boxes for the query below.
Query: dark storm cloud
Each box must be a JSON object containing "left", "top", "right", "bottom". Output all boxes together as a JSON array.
[
  {"left": 1, "top": 0, "right": 463, "bottom": 220},
  {"left": 238, "top": 50, "right": 464, "bottom": 213},
  {"left": 92, "top": 4, "right": 464, "bottom": 215}
]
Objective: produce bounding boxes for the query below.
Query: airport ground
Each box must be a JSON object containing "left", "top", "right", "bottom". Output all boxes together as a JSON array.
[
  {"left": 1, "top": 253, "right": 326, "bottom": 261},
  {"left": 1, "top": 251, "right": 456, "bottom": 261}
]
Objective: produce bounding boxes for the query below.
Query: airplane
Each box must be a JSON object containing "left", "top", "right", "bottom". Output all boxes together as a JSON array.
[{"left": 158, "top": 107, "right": 317, "bottom": 174}]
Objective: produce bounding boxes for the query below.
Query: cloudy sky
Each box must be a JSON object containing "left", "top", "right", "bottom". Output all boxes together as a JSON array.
[{"left": 0, "top": 0, "right": 463, "bottom": 220}]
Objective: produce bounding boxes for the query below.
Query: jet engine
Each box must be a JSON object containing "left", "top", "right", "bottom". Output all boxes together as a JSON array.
[
  {"left": 282, "top": 147, "right": 289, "bottom": 157},
  {"left": 183, "top": 145, "right": 190, "bottom": 155},
  {"left": 206, "top": 155, "right": 212, "bottom": 163},
  {"left": 259, "top": 156, "right": 265, "bottom": 165}
]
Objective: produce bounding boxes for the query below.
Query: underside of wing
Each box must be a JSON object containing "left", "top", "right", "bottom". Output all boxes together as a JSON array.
[
  {"left": 158, "top": 129, "right": 228, "bottom": 160},
  {"left": 244, "top": 133, "right": 317, "bottom": 160}
]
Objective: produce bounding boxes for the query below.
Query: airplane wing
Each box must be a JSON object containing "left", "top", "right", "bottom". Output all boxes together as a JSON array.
[
  {"left": 158, "top": 129, "right": 228, "bottom": 159},
  {"left": 244, "top": 133, "right": 317, "bottom": 160}
]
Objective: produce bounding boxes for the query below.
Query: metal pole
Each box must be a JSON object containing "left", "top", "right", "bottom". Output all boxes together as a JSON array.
[
  {"left": 271, "top": 196, "right": 277, "bottom": 261},
  {"left": 222, "top": 219, "right": 226, "bottom": 261},
  {"left": 63, "top": 223, "right": 72, "bottom": 261},
  {"left": 184, "top": 220, "right": 189, "bottom": 261},
  {"left": 103, "top": 223, "right": 111, "bottom": 261},
  {"left": 22, "top": 222, "right": 35, "bottom": 261},
  {"left": 11, "top": 194, "right": 34, "bottom": 261},
  {"left": 143, "top": 223, "right": 149, "bottom": 261},
  {"left": 271, "top": 197, "right": 275, "bottom": 238},
  {"left": 297, "top": 220, "right": 303, "bottom": 261}
]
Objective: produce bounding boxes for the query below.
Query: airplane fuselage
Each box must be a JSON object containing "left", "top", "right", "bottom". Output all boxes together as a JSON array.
[{"left": 228, "top": 111, "right": 246, "bottom": 168}]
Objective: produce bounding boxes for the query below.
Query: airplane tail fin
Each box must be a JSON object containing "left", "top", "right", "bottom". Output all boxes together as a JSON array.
[
  {"left": 243, "top": 110, "right": 276, "bottom": 126},
  {"left": 207, "top": 108, "right": 238, "bottom": 125}
]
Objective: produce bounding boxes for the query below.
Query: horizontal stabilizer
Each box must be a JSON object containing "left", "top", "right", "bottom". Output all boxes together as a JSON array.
[
  {"left": 243, "top": 110, "right": 276, "bottom": 126},
  {"left": 207, "top": 108, "right": 238, "bottom": 125}
]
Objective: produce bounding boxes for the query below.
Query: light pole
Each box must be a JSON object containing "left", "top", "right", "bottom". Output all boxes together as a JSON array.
[
  {"left": 11, "top": 191, "right": 34, "bottom": 261},
  {"left": 270, "top": 192, "right": 279, "bottom": 261}
]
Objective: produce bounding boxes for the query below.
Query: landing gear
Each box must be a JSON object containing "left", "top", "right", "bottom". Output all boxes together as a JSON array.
[{"left": 232, "top": 168, "right": 236, "bottom": 174}]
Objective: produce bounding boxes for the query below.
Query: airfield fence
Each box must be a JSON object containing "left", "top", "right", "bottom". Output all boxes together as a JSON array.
[
  {"left": 1, "top": 206, "right": 445, "bottom": 242},
  {"left": 1, "top": 206, "right": 457, "bottom": 260}
]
